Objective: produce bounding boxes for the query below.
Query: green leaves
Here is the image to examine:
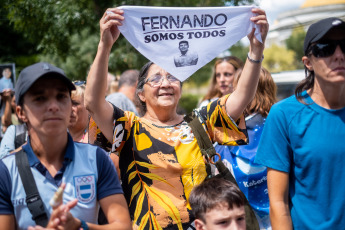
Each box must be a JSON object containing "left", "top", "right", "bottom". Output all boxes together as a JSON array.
[
  {"left": 286, "top": 27, "right": 306, "bottom": 69},
  {"left": 9, "top": 0, "right": 96, "bottom": 55},
  {"left": 2, "top": 0, "right": 255, "bottom": 80}
]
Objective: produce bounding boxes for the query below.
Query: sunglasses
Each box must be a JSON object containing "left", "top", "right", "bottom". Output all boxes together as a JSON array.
[
  {"left": 308, "top": 39, "right": 345, "bottom": 58},
  {"left": 72, "top": 80, "right": 86, "bottom": 86}
]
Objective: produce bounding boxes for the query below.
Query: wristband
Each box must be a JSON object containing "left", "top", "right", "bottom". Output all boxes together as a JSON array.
[
  {"left": 79, "top": 219, "right": 89, "bottom": 230},
  {"left": 247, "top": 53, "right": 264, "bottom": 63}
]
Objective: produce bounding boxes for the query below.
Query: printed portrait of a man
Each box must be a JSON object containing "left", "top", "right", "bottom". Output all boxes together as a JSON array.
[{"left": 174, "top": 40, "right": 198, "bottom": 67}]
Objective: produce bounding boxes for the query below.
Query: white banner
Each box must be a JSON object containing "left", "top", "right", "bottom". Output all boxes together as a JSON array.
[{"left": 118, "top": 5, "right": 261, "bottom": 82}]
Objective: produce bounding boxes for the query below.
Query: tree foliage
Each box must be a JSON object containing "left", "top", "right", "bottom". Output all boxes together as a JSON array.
[
  {"left": 1, "top": 0, "right": 254, "bottom": 80},
  {"left": 7, "top": 0, "right": 99, "bottom": 57},
  {"left": 178, "top": 93, "right": 200, "bottom": 114},
  {"left": 229, "top": 41, "right": 249, "bottom": 63},
  {"left": 285, "top": 27, "right": 306, "bottom": 69},
  {"left": 262, "top": 27, "right": 306, "bottom": 73},
  {"left": 263, "top": 44, "right": 295, "bottom": 73},
  {"left": 0, "top": 0, "right": 39, "bottom": 72}
]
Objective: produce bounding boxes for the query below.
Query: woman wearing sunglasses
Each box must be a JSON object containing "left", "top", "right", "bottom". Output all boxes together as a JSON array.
[
  {"left": 255, "top": 17, "right": 345, "bottom": 229},
  {"left": 85, "top": 7, "right": 268, "bottom": 230}
]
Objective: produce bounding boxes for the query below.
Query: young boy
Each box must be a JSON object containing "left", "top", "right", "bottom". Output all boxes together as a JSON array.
[{"left": 189, "top": 178, "right": 246, "bottom": 230}]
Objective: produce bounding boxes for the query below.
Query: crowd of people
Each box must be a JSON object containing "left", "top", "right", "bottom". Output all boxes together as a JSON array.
[{"left": 0, "top": 5, "right": 344, "bottom": 230}]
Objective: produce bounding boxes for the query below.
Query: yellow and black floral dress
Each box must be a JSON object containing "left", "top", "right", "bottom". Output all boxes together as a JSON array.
[{"left": 92, "top": 95, "right": 247, "bottom": 230}]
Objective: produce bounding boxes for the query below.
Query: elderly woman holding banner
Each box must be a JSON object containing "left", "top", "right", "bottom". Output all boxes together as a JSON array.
[{"left": 85, "top": 7, "right": 268, "bottom": 230}]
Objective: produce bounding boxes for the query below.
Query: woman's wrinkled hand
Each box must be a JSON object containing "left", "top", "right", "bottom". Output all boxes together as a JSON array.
[
  {"left": 248, "top": 8, "right": 269, "bottom": 52},
  {"left": 99, "top": 8, "right": 124, "bottom": 50}
]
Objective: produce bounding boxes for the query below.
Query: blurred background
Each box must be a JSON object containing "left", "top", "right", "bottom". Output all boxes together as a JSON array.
[{"left": 1, "top": 0, "right": 344, "bottom": 113}]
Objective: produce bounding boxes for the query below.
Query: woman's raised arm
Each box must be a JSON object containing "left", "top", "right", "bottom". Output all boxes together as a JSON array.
[
  {"left": 226, "top": 8, "right": 268, "bottom": 120},
  {"left": 85, "top": 8, "right": 124, "bottom": 142}
]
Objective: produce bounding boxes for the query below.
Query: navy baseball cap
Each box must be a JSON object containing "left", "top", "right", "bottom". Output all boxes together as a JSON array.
[
  {"left": 304, "top": 17, "right": 345, "bottom": 55},
  {"left": 15, "top": 62, "right": 75, "bottom": 104}
]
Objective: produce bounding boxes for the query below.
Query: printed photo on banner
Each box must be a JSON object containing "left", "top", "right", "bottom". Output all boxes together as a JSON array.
[
  {"left": 174, "top": 40, "right": 198, "bottom": 67},
  {"left": 118, "top": 6, "right": 262, "bottom": 81},
  {"left": 0, "top": 63, "right": 16, "bottom": 94}
]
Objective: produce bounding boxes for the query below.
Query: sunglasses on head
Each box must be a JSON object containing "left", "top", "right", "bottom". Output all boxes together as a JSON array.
[{"left": 308, "top": 39, "right": 345, "bottom": 58}]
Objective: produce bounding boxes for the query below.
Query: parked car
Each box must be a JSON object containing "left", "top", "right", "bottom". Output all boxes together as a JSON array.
[{"left": 271, "top": 69, "right": 305, "bottom": 101}]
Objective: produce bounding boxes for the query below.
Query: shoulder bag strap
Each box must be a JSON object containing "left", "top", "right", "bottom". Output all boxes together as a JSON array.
[
  {"left": 15, "top": 124, "right": 27, "bottom": 149},
  {"left": 15, "top": 149, "right": 49, "bottom": 227},
  {"left": 184, "top": 112, "right": 237, "bottom": 185},
  {"left": 184, "top": 112, "right": 259, "bottom": 230}
]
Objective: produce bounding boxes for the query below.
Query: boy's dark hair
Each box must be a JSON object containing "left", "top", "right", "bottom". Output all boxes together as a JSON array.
[{"left": 189, "top": 178, "right": 246, "bottom": 223}]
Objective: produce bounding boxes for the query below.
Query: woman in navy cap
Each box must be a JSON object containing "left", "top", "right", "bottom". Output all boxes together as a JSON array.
[
  {"left": 0, "top": 62, "right": 131, "bottom": 229},
  {"left": 255, "top": 17, "right": 345, "bottom": 229}
]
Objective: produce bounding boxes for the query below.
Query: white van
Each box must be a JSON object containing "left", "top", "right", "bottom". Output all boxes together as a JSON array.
[{"left": 271, "top": 69, "right": 305, "bottom": 101}]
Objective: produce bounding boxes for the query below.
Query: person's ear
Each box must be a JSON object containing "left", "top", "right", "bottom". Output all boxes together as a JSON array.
[
  {"left": 302, "top": 56, "right": 313, "bottom": 72},
  {"left": 138, "top": 91, "right": 146, "bottom": 103},
  {"left": 194, "top": 219, "right": 206, "bottom": 230},
  {"left": 16, "top": 105, "right": 28, "bottom": 123}
]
